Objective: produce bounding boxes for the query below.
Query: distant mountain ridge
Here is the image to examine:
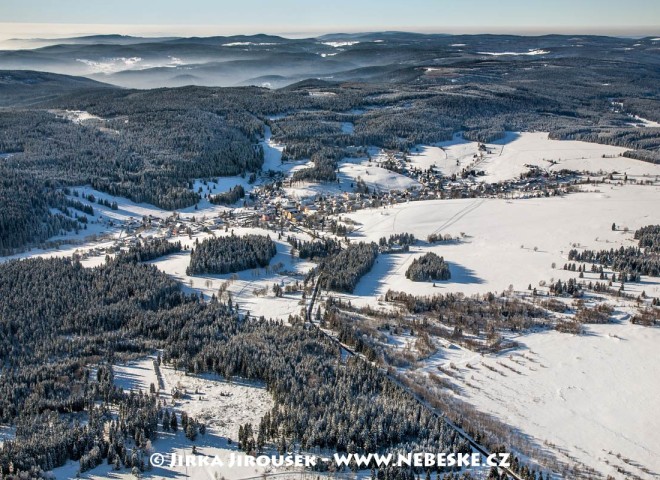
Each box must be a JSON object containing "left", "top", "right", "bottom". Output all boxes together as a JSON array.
[
  {"left": 0, "top": 32, "right": 658, "bottom": 89},
  {"left": 0, "top": 70, "right": 114, "bottom": 106}
]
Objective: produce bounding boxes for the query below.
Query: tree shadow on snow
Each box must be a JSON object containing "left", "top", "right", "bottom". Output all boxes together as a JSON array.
[
  {"left": 491, "top": 131, "right": 521, "bottom": 145},
  {"left": 113, "top": 363, "right": 151, "bottom": 392},
  {"left": 353, "top": 253, "right": 400, "bottom": 297},
  {"left": 446, "top": 263, "right": 484, "bottom": 285}
]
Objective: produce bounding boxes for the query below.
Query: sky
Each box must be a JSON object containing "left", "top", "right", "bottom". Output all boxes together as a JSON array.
[{"left": 0, "top": 0, "right": 658, "bottom": 39}]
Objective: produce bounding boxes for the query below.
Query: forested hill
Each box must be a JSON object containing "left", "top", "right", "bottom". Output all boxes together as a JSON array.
[
  {"left": 2, "top": 33, "right": 658, "bottom": 89},
  {"left": 0, "top": 38, "right": 658, "bottom": 254},
  {"left": 0, "top": 256, "right": 474, "bottom": 477},
  {"left": 0, "top": 70, "right": 115, "bottom": 107}
]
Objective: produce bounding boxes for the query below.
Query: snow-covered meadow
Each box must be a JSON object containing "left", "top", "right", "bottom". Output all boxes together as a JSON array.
[
  {"left": 340, "top": 185, "right": 659, "bottom": 301},
  {"left": 327, "top": 179, "right": 659, "bottom": 478},
  {"left": 408, "top": 132, "right": 657, "bottom": 182},
  {"left": 148, "top": 226, "right": 316, "bottom": 320},
  {"left": 416, "top": 321, "right": 660, "bottom": 480}
]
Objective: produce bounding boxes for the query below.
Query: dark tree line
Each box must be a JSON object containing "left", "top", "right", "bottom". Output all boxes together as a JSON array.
[
  {"left": 548, "top": 278, "right": 583, "bottom": 297},
  {"left": 383, "top": 290, "right": 548, "bottom": 334},
  {"left": 186, "top": 233, "right": 277, "bottom": 275},
  {"left": 290, "top": 147, "right": 344, "bottom": 183},
  {"left": 171, "top": 321, "right": 472, "bottom": 463},
  {"left": 635, "top": 225, "right": 660, "bottom": 251},
  {"left": 0, "top": 253, "right": 474, "bottom": 476},
  {"left": 209, "top": 184, "right": 245, "bottom": 205},
  {"left": 318, "top": 242, "right": 379, "bottom": 293},
  {"left": 568, "top": 224, "right": 660, "bottom": 277},
  {"left": 0, "top": 237, "right": 550, "bottom": 478},
  {"left": 0, "top": 255, "right": 216, "bottom": 476},
  {"left": 0, "top": 257, "right": 185, "bottom": 422},
  {"left": 0, "top": 172, "right": 85, "bottom": 254},
  {"left": 78, "top": 191, "right": 118, "bottom": 211},
  {"left": 115, "top": 237, "right": 183, "bottom": 264},
  {"left": 427, "top": 233, "right": 455, "bottom": 244},
  {"left": 287, "top": 235, "right": 342, "bottom": 259},
  {"left": 0, "top": 96, "right": 264, "bottom": 252},
  {"left": 379, "top": 233, "right": 416, "bottom": 253}
]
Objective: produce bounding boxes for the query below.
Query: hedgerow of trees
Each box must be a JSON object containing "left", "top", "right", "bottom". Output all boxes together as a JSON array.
[
  {"left": 568, "top": 224, "right": 660, "bottom": 277},
  {"left": 318, "top": 242, "right": 379, "bottom": 293}
]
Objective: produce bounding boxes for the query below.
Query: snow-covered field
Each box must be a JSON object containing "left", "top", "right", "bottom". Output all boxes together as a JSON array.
[
  {"left": 410, "top": 132, "right": 657, "bottom": 183},
  {"left": 338, "top": 156, "right": 420, "bottom": 192},
  {"left": 51, "top": 109, "right": 104, "bottom": 124},
  {"left": 332, "top": 178, "right": 660, "bottom": 478},
  {"left": 423, "top": 321, "right": 660, "bottom": 479},
  {"left": 149, "top": 227, "right": 315, "bottom": 320},
  {"left": 285, "top": 151, "right": 420, "bottom": 200},
  {"left": 342, "top": 184, "right": 660, "bottom": 301},
  {"left": 480, "top": 132, "right": 654, "bottom": 182},
  {"left": 114, "top": 357, "right": 160, "bottom": 393},
  {"left": 159, "top": 365, "right": 272, "bottom": 441},
  {"left": 331, "top": 181, "right": 659, "bottom": 478},
  {"left": 409, "top": 134, "right": 475, "bottom": 176}
]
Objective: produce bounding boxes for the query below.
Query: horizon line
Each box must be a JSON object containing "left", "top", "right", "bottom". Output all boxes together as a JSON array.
[{"left": 1, "top": 22, "right": 658, "bottom": 42}]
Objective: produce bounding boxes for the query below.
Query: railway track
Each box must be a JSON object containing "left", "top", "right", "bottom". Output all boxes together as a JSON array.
[
  {"left": 288, "top": 209, "right": 529, "bottom": 479},
  {"left": 304, "top": 274, "right": 526, "bottom": 480}
]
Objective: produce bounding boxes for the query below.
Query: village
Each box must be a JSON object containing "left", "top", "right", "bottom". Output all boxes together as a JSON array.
[{"left": 61, "top": 133, "right": 659, "bottom": 272}]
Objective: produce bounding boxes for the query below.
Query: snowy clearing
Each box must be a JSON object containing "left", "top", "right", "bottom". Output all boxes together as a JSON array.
[
  {"left": 284, "top": 154, "right": 420, "bottom": 200},
  {"left": 342, "top": 185, "right": 660, "bottom": 300},
  {"left": 149, "top": 227, "right": 315, "bottom": 320},
  {"left": 52, "top": 356, "right": 278, "bottom": 480},
  {"left": 409, "top": 132, "right": 657, "bottom": 183},
  {"left": 427, "top": 321, "right": 660, "bottom": 479}
]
